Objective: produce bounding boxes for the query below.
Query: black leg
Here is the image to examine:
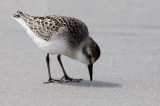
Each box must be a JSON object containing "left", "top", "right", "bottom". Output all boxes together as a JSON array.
[
  {"left": 57, "top": 55, "right": 68, "bottom": 77},
  {"left": 46, "top": 53, "right": 52, "bottom": 81},
  {"left": 57, "top": 55, "right": 82, "bottom": 82},
  {"left": 44, "top": 53, "right": 58, "bottom": 83}
]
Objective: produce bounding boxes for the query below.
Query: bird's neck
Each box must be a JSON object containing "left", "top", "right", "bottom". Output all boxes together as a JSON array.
[
  {"left": 65, "top": 37, "right": 93, "bottom": 65},
  {"left": 74, "top": 37, "right": 92, "bottom": 65}
]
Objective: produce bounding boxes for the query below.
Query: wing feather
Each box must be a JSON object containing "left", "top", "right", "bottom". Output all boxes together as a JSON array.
[{"left": 17, "top": 11, "right": 64, "bottom": 41}]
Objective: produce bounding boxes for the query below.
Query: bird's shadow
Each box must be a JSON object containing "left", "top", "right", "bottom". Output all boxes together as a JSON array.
[{"left": 60, "top": 80, "right": 122, "bottom": 88}]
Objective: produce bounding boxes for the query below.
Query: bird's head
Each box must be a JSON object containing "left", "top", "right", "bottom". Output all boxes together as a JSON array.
[{"left": 76, "top": 37, "right": 101, "bottom": 81}]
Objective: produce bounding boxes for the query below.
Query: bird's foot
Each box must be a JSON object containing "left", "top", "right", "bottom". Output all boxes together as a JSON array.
[
  {"left": 43, "top": 78, "right": 59, "bottom": 84},
  {"left": 59, "top": 75, "right": 82, "bottom": 83}
]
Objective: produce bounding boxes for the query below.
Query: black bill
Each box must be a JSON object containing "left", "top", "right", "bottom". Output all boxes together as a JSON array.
[{"left": 88, "top": 64, "right": 93, "bottom": 81}]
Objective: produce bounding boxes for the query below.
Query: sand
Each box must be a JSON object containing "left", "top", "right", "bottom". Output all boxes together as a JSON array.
[{"left": 0, "top": 0, "right": 160, "bottom": 106}]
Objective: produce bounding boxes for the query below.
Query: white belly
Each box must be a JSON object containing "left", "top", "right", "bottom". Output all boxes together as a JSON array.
[{"left": 27, "top": 29, "right": 67, "bottom": 55}]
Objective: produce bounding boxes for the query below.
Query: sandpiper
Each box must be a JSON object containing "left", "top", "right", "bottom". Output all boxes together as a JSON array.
[{"left": 12, "top": 11, "right": 101, "bottom": 83}]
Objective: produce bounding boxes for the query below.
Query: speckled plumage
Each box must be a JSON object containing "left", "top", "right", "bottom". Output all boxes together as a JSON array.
[
  {"left": 15, "top": 11, "right": 88, "bottom": 49},
  {"left": 12, "top": 11, "right": 101, "bottom": 82}
]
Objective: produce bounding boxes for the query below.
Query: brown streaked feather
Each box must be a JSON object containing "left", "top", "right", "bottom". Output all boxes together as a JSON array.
[
  {"left": 17, "top": 11, "right": 64, "bottom": 41},
  {"left": 51, "top": 16, "right": 89, "bottom": 48},
  {"left": 16, "top": 11, "right": 89, "bottom": 44}
]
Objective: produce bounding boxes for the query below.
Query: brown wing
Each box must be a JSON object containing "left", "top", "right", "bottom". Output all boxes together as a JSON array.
[
  {"left": 53, "top": 16, "right": 89, "bottom": 48},
  {"left": 17, "top": 11, "right": 64, "bottom": 41},
  {"left": 17, "top": 11, "right": 89, "bottom": 43}
]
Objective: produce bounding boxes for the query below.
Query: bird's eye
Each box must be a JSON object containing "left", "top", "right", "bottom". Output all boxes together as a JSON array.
[{"left": 88, "top": 55, "right": 92, "bottom": 59}]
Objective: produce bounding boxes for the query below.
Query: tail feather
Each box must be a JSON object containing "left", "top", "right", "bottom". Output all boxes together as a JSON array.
[
  {"left": 17, "top": 10, "right": 32, "bottom": 20},
  {"left": 12, "top": 10, "right": 34, "bottom": 29},
  {"left": 12, "top": 11, "right": 33, "bottom": 30},
  {"left": 12, "top": 14, "right": 20, "bottom": 18}
]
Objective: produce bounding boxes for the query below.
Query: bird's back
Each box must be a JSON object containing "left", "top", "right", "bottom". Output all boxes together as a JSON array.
[
  {"left": 50, "top": 15, "right": 89, "bottom": 48},
  {"left": 13, "top": 11, "right": 89, "bottom": 48}
]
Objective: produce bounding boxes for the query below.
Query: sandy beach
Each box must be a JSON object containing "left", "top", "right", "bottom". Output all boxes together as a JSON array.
[{"left": 0, "top": 0, "right": 160, "bottom": 106}]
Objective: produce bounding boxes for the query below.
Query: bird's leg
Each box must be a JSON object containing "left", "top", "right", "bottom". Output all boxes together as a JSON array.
[
  {"left": 44, "top": 53, "right": 58, "bottom": 83},
  {"left": 57, "top": 55, "right": 82, "bottom": 83}
]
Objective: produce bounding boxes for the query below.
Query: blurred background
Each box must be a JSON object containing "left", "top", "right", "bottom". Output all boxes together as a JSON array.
[
  {"left": 0, "top": 0, "right": 160, "bottom": 106},
  {"left": 1, "top": 0, "right": 160, "bottom": 34}
]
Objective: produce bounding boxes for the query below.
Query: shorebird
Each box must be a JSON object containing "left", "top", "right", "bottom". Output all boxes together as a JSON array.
[{"left": 12, "top": 11, "right": 101, "bottom": 83}]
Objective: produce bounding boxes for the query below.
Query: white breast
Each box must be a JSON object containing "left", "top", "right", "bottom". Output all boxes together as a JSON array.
[{"left": 37, "top": 35, "right": 68, "bottom": 55}]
